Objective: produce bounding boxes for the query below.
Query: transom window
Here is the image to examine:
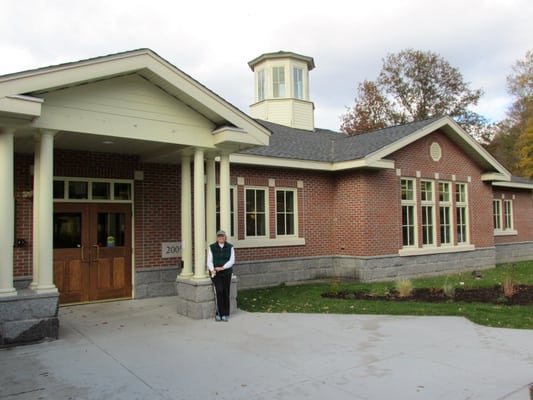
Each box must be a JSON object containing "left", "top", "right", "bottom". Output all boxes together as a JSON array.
[{"left": 54, "top": 178, "right": 132, "bottom": 202}]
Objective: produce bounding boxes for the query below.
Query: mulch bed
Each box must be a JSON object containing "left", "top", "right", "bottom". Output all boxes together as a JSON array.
[{"left": 321, "top": 284, "right": 533, "bottom": 305}]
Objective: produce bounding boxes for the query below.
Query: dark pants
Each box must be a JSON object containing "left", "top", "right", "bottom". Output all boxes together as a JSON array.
[{"left": 211, "top": 272, "right": 232, "bottom": 316}]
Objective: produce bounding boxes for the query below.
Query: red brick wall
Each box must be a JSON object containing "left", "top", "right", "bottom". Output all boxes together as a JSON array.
[
  {"left": 12, "top": 128, "right": 533, "bottom": 279},
  {"left": 14, "top": 154, "right": 33, "bottom": 278},
  {"left": 388, "top": 130, "right": 495, "bottom": 249},
  {"left": 229, "top": 165, "right": 335, "bottom": 261},
  {"left": 13, "top": 150, "right": 181, "bottom": 278},
  {"left": 332, "top": 169, "right": 402, "bottom": 256}
]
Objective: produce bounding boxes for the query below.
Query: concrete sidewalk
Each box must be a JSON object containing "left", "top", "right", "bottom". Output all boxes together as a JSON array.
[{"left": 1, "top": 297, "right": 532, "bottom": 400}]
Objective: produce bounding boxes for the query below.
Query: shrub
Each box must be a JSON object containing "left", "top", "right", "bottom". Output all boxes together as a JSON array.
[
  {"left": 442, "top": 276, "right": 456, "bottom": 298},
  {"left": 395, "top": 278, "right": 413, "bottom": 297},
  {"left": 503, "top": 276, "right": 516, "bottom": 298}
]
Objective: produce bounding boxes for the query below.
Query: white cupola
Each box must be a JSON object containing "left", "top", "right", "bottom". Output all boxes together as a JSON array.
[{"left": 248, "top": 51, "right": 315, "bottom": 131}]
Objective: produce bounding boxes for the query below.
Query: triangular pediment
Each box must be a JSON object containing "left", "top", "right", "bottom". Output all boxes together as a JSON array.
[{"left": 0, "top": 49, "right": 270, "bottom": 156}]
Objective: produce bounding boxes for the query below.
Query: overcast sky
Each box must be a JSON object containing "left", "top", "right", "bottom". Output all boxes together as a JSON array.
[{"left": 1, "top": 0, "right": 531, "bottom": 131}]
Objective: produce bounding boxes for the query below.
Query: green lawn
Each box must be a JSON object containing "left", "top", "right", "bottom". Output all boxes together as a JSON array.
[{"left": 237, "top": 261, "right": 533, "bottom": 329}]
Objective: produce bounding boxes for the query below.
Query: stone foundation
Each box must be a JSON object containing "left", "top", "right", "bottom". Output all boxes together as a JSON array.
[
  {"left": 235, "top": 248, "right": 497, "bottom": 290},
  {"left": 176, "top": 275, "right": 237, "bottom": 319},
  {"left": 495, "top": 242, "right": 533, "bottom": 264},
  {"left": 135, "top": 266, "right": 181, "bottom": 299},
  {"left": 0, "top": 290, "right": 59, "bottom": 347}
]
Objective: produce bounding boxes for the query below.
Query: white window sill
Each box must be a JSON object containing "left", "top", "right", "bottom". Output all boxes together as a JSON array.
[
  {"left": 494, "top": 229, "right": 517, "bottom": 236},
  {"left": 399, "top": 244, "right": 475, "bottom": 256},
  {"left": 233, "top": 237, "right": 306, "bottom": 248}
]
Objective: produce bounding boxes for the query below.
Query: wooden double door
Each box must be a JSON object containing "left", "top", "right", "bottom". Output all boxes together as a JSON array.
[{"left": 53, "top": 203, "right": 132, "bottom": 304}]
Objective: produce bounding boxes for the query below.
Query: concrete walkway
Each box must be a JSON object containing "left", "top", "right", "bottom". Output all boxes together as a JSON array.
[{"left": 1, "top": 296, "right": 532, "bottom": 400}]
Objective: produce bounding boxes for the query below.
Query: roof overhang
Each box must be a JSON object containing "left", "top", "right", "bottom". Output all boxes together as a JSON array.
[
  {"left": 367, "top": 116, "right": 512, "bottom": 179},
  {"left": 492, "top": 180, "right": 533, "bottom": 190},
  {"left": 248, "top": 51, "right": 315, "bottom": 71},
  {"left": 229, "top": 153, "right": 395, "bottom": 171},
  {"left": 0, "top": 49, "right": 270, "bottom": 157},
  {"left": 0, "top": 95, "right": 42, "bottom": 121}
]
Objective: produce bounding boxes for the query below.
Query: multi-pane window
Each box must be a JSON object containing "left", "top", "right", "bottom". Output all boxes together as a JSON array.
[
  {"left": 493, "top": 200, "right": 502, "bottom": 230},
  {"left": 293, "top": 67, "right": 303, "bottom": 99},
  {"left": 276, "top": 189, "right": 296, "bottom": 236},
  {"left": 401, "top": 178, "right": 470, "bottom": 250},
  {"left": 455, "top": 183, "right": 468, "bottom": 244},
  {"left": 439, "top": 182, "right": 452, "bottom": 245},
  {"left": 494, "top": 199, "right": 514, "bottom": 231},
  {"left": 401, "top": 179, "right": 416, "bottom": 247},
  {"left": 420, "top": 181, "right": 434, "bottom": 245},
  {"left": 273, "top": 66, "right": 285, "bottom": 98},
  {"left": 257, "top": 69, "right": 265, "bottom": 101},
  {"left": 504, "top": 200, "right": 513, "bottom": 230},
  {"left": 245, "top": 188, "right": 267, "bottom": 237},
  {"left": 53, "top": 178, "right": 132, "bottom": 202},
  {"left": 216, "top": 187, "right": 235, "bottom": 237}
]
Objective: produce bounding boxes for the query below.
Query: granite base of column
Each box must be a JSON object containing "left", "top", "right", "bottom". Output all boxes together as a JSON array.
[
  {"left": 176, "top": 275, "right": 237, "bottom": 319},
  {"left": 0, "top": 290, "right": 59, "bottom": 347}
]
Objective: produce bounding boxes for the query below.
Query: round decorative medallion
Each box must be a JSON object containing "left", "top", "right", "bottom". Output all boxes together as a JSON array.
[{"left": 430, "top": 142, "right": 442, "bottom": 162}]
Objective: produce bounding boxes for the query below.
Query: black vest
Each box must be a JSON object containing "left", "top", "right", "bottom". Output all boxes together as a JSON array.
[{"left": 210, "top": 242, "right": 233, "bottom": 276}]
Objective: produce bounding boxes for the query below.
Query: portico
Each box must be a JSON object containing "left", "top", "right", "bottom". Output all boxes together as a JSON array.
[{"left": 0, "top": 49, "right": 269, "bottom": 345}]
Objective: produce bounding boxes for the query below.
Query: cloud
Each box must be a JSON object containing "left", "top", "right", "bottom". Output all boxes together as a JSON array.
[{"left": 1, "top": 0, "right": 531, "bottom": 130}]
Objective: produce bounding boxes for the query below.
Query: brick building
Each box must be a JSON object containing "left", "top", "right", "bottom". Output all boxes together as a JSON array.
[{"left": 1, "top": 49, "right": 532, "bottom": 345}]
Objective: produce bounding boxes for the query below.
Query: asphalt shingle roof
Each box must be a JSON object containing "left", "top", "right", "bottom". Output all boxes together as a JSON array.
[{"left": 240, "top": 117, "right": 442, "bottom": 162}]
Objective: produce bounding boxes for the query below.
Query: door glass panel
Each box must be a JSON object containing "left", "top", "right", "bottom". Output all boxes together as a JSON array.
[
  {"left": 53, "top": 213, "right": 81, "bottom": 248},
  {"left": 97, "top": 213, "right": 125, "bottom": 247},
  {"left": 92, "top": 182, "right": 110, "bottom": 200},
  {"left": 69, "top": 181, "right": 88, "bottom": 199}
]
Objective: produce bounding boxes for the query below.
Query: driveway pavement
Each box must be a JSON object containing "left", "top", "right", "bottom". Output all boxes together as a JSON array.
[{"left": 1, "top": 296, "right": 532, "bottom": 399}]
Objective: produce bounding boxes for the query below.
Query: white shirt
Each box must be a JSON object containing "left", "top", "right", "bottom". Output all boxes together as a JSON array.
[{"left": 207, "top": 243, "right": 235, "bottom": 272}]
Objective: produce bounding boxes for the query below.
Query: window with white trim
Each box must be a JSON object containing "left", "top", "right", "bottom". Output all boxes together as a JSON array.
[
  {"left": 401, "top": 178, "right": 416, "bottom": 247},
  {"left": 504, "top": 200, "right": 513, "bottom": 230},
  {"left": 293, "top": 67, "right": 303, "bottom": 99},
  {"left": 455, "top": 183, "right": 468, "bottom": 244},
  {"left": 494, "top": 198, "right": 514, "bottom": 232},
  {"left": 273, "top": 66, "right": 285, "bottom": 98},
  {"left": 439, "top": 181, "right": 452, "bottom": 245},
  {"left": 53, "top": 178, "right": 132, "bottom": 202},
  {"left": 420, "top": 180, "right": 435, "bottom": 246},
  {"left": 257, "top": 69, "right": 265, "bottom": 101},
  {"left": 276, "top": 189, "right": 296, "bottom": 236},
  {"left": 245, "top": 188, "right": 267, "bottom": 237},
  {"left": 216, "top": 187, "right": 236, "bottom": 237},
  {"left": 493, "top": 200, "right": 502, "bottom": 230}
]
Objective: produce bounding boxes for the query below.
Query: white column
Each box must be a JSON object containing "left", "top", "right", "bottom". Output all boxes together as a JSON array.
[
  {"left": 30, "top": 136, "right": 41, "bottom": 289},
  {"left": 180, "top": 156, "right": 193, "bottom": 277},
  {"left": 0, "top": 128, "right": 17, "bottom": 296},
  {"left": 219, "top": 153, "right": 231, "bottom": 237},
  {"left": 205, "top": 157, "right": 216, "bottom": 245},
  {"left": 193, "top": 149, "right": 207, "bottom": 279},
  {"left": 35, "top": 130, "right": 58, "bottom": 293}
]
